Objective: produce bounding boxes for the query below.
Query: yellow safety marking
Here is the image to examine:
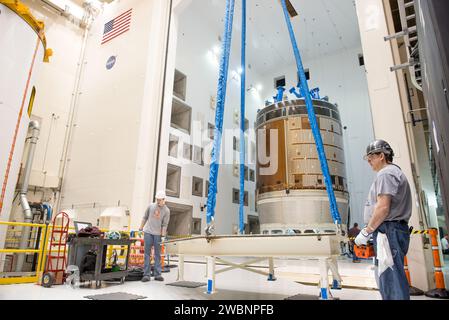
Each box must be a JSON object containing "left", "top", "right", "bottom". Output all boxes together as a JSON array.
[
  {"left": 154, "top": 234, "right": 193, "bottom": 241},
  {"left": 411, "top": 230, "right": 429, "bottom": 234},
  {"left": 0, "top": 276, "right": 39, "bottom": 285},
  {"left": 35, "top": 226, "right": 48, "bottom": 274},
  {"left": 0, "top": 221, "right": 46, "bottom": 228},
  {"left": 27, "top": 86, "right": 36, "bottom": 117},
  {"left": 4, "top": 238, "right": 39, "bottom": 243},
  {"left": 0, "top": 249, "right": 40, "bottom": 253}
]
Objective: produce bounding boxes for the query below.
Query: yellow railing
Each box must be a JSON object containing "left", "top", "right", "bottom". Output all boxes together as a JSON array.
[
  {"left": 0, "top": 222, "right": 137, "bottom": 285},
  {"left": 0, "top": 221, "right": 51, "bottom": 285}
]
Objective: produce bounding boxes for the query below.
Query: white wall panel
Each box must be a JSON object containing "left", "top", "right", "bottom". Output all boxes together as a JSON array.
[
  {"left": 14, "top": 1, "right": 85, "bottom": 190},
  {"left": 0, "top": 3, "right": 45, "bottom": 253},
  {"left": 5, "top": 0, "right": 85, "bottom": 234},
  {"left": 56, "top": 0, "right": 172, "bottom": 229},
  {"left": 355, "top": 0, "right": 430, "bottom": 290}
]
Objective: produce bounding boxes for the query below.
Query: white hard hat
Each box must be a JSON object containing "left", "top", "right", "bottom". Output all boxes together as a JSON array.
[{"left": 155, "top": 190, "right": 166, "bottom": 199}]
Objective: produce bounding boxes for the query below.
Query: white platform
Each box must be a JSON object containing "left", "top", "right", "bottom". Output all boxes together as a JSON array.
[{"left": 164, "top": 234, "right": 344, "bottom": 257}]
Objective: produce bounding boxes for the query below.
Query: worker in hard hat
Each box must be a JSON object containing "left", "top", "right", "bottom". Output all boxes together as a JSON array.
[
  {"left": 139, "top": 190, "right": 170, "bottom": 282},
  {"left": 355, "top": 140, "right": 412, "bottom": 300}
]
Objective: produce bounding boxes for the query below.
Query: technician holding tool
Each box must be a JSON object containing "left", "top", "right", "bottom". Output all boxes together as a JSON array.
[
  {"left": 355, "top": 140, "right": 412, "bottom": 300},
  {"left": 139, "top": 190, "right": 170, "bottom": 282}
]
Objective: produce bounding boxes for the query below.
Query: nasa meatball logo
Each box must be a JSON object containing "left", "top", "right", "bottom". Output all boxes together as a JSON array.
[{"left": 106, "top": 56, "right": 117, "bottom": 70}]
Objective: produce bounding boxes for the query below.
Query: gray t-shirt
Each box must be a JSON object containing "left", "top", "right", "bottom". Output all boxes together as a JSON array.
[
  {"left": 363, "top": 164, "right": 412, "bottom": 224},
  {"left": 142, "top": 203, "right": 170, "bottom": 236}
]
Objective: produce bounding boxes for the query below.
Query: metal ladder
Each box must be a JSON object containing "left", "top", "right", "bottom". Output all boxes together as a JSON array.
[{"left": 385, "top": 0, "right": 422, "bottom": 91}]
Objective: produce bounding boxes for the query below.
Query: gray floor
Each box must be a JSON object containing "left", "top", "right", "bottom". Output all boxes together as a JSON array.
[{"left": 0, "top": 256, "right": 446, "bottom": 300}]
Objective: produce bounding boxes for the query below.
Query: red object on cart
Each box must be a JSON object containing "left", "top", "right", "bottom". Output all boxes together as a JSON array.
[{"left": 42, "top": 212, "right": 70, "bottom": 287}]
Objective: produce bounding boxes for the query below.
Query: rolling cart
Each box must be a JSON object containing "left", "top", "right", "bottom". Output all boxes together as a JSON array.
[{"left": 68, "top": 237, "right": 132, "bottom": 288}]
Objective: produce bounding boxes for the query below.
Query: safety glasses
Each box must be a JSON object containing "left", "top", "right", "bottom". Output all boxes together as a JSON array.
[{"left": 364, "top": 152, "right": 381, "bottom": 161}]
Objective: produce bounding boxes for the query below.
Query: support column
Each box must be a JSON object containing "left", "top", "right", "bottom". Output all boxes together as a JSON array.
[
  {"left": 329, "top": 256, "right": 342, "bottom": 289},
  {"left": 354, "top": 0, "right": 431, "bottom": 291},
  {"left": 319, "top": 258, "right": 330, "bottom": 300},
  {"left": 129, "top": 0, "right": 174, "bottom": 230}
]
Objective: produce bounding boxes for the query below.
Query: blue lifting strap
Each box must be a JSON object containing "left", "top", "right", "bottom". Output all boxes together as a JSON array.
[
  {"left": 239, "top": 0, "right": 246, "bottom": 235},
  {"left": 275, "top": 86, "right": 286, "bottom": 102},
  {"left": 280, "top": 0, "right": 342, "bottom": 225},
  {"left": 206, "top": 0, "right": 236, "bottom": 226}
]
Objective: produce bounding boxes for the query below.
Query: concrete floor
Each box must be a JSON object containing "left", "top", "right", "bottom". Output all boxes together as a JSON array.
[{"left": 0, "top": 255, "right": 446, "bottom": 300}]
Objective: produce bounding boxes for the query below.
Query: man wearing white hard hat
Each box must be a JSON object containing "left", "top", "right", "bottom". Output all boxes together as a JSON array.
[{"left": 139, "top": 190, "right": 170, "bottom": 282}]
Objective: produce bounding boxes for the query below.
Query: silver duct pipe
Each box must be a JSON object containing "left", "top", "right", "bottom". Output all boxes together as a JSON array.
[{"left": 15, "top": 121, "right": 40, "bottom": 272}]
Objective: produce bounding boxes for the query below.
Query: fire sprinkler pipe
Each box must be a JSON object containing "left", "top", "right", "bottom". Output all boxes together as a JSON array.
[{"left": 16, "top": 120, "right": 40, "bottom": 272}]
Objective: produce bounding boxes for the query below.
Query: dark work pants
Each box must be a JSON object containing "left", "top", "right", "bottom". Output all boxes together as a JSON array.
[
  {"left": 143, "top": 233, "right": 162, "bottom": 277},
  {"left": 373, "top": 221, "right": 411, "bottom": 300}
]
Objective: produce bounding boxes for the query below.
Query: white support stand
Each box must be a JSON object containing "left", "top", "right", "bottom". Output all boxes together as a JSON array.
[
  {"left": 206, "top": 256, "right": 216, "bottom": 294},
  {"left": 329, "top": 256, "right": 342, "bottom": 290},
  {"left": 165, "top": 234, "right": 345, "bottom": 298},
  {"left": 173, "top": 255, "right": 282, "bottom": 295},
  {"left": 319, "top": 258, "right": 331, "bottom": 300},
  {"left": 214, "top": 257, "right": 273, "bottom": 276},
  {"left": 268, "top": 257, "right": 276, "bottom": 281},
  {"left": 203, "top": 257, "right": 279, "bottom": 294},
  {"left": 318, "top": 257, "right": 343, "bottom": 300},
  {"left": 177, "top": 254, "right": 185, "bottom": 281}
]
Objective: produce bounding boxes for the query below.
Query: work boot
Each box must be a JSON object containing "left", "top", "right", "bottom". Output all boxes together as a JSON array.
[
  {"left": 154, "top": 275, "right": 164, "bottom": 281},
  {"left": 141, "top": 276, "right": 151, "bottom": 282}
]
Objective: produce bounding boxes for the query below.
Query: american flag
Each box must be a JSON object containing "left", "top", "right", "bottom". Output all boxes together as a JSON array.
[{"left": 102, "top": 9, "right": 133, "bottom": 45}]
